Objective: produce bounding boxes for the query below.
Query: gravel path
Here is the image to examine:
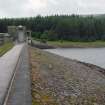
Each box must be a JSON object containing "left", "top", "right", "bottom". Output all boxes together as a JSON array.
[{"left": 7, "top": 45, "right": 32, "bottom": 105}]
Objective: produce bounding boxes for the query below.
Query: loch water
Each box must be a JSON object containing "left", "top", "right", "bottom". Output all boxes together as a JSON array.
[{"left": 46, "top": 48, "right": 105, "bottom": 69}]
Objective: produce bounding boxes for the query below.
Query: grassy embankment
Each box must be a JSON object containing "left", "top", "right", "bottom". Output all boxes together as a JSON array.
[
  {"left": 0, "top": 42, "right": 14, "bottom": 56},
  {"left": 48, "top": 41, "right": 105, "bottom": 48},
  {"left": 29, "top": 47, "right": 105, "bottom": 105}
]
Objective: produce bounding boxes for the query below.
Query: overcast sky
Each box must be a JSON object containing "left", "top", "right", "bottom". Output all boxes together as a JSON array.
[{"left": 0, "top": 0, "right": 105, "bottom": 18}]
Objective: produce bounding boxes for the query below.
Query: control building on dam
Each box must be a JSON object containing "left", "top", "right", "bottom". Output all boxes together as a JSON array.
[{"left": 8, "top": 25, "right": 31, "bottom": 43}]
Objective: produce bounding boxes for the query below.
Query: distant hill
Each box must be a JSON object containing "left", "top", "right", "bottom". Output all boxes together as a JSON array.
[{"left": 80, "top": 14, "right": 105, "bottom": 18}]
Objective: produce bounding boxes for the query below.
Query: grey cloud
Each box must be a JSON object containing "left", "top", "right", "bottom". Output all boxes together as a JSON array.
[
  {"left": 0, "top": 0, "right": 29, "bottom": 17},
  {"left": 0, "top": 0, "right": 105, "bottom": 18}
]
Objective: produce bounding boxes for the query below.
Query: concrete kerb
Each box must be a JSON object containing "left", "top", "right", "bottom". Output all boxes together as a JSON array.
[{"left": 0, "top": 44, "right": 25, "bottom": 105}]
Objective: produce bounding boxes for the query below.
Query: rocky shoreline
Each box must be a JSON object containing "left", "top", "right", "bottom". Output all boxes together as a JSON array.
[
  {"left": 77, "top": 61, "right": 105, "bottom": 76},
  {"left": 29, "top": 47, "right": 105, "bottom": 105}
]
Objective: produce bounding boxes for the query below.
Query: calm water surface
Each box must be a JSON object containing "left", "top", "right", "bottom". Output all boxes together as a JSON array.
[{"left": 45, "top": 48, "right": 105, "bottom": 69}]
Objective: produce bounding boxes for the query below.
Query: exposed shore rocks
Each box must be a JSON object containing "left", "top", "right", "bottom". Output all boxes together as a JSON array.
[{"left": 29, "top": 47, "right": 105, "bottom": 105}]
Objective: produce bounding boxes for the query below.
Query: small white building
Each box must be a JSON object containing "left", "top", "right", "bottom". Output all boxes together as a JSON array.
[{"left": 0, "top": 33, "right": 4, "bottom": 45}]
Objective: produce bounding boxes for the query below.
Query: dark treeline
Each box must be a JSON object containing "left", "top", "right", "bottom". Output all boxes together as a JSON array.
[{"left": 0, "top": 15, "right": 105, "bottom": 41}]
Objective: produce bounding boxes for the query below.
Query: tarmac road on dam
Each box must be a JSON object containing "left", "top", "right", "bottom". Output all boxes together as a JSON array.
[
  {"left": 0, "top": 44, "right": 24, "bottom": 105},
  {"left": 7, "top": 44, "right": 31, "bottom": 105},
  {"left": 0, "top": 44, "right": 31, "bottom": 105}
]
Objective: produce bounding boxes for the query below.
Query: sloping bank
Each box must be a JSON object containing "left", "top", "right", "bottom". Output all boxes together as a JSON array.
[{"left": 29, "top": 47, "right": 105, "bottom": 105}]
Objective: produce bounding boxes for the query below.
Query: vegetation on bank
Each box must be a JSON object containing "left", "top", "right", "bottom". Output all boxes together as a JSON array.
[
  {"left": 0, "top": 42, "right": 14, "bottom": 56},
  {"left": 29, "top": 47, "right": 105, "bottom": 105},
  {"left": 48, "top": 41, "right": 105, "bottom": 48},
  {"left": 1, "top": 15, "right": 105, "bottom": 42}
]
